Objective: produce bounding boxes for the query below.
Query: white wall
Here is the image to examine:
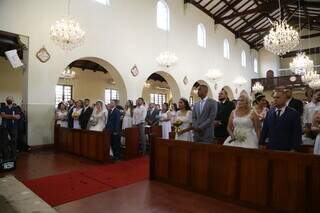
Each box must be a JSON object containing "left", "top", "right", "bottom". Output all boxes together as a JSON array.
[
  {"left": 0, "top": 0, "right": 260, "bottom": 145},
  {"left": 259, "top": 48, "right": 280, "bottom": 77},
  {"left": 0, "top": 57, "right": 23, "bottom": 103}
]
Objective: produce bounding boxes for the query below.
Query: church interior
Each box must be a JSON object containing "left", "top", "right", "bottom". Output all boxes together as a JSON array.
[{"left": 0, "top": 0, "right": 320, "bottom": 212}]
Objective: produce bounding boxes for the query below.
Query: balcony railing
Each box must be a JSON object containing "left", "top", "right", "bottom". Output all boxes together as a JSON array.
[{"left": 251, "top": 75, "right": 304, "bottom": 91}]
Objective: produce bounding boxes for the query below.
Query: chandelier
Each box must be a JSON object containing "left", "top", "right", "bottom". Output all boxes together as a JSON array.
[
  {"left": 264, "top": 20, "right": 299, "bottom": 56},
  {"left": 233, "top": 76, "right": 248, "bottom": 86},
  {"left": 156, "top": 51, "right": 178, "bottom": 68},
  {"left": 309, "top": 79, "right": 320, "bottom": 89},
  {"left": 50, "top": 0, "right": 85, "bottom": 51},
  {"left": 205, "top": 69, "right": 223, "bottom": 81},
  {"left": 252, "top": 82, "right": 264, "bottom": 93},
  {"left": 60, "top": 67, "right": 76, "bottom": 79},
  {"left": 301, "top": 70, "right": 319, "bottom": 84},
  {"left": 290, "top": 52, "right": 314, "bottom": 75}
]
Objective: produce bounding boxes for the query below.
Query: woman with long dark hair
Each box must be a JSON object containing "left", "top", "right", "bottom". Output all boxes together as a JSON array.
[{"left": 174, "top": 98, "right": 193, "bottom": 141}]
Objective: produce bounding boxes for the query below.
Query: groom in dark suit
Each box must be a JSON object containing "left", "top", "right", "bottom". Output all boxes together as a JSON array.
[
  {"left": 259, "top": 90, "right": 302, "bottom": 151},
  {"left": 106, "top": 100, "right": 121, "bottom": 161},
  {"left": 79, "top": 99, "right": 93, "bottom": 129}
]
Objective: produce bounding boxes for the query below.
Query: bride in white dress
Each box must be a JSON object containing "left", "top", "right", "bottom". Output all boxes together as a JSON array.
[
  {"left": 174, "top": 98, "right": 193, "bottom": 142},
  {"left": 88, "top": 100, "right": 108, "bottom": 132},
  {"left": 311, "top": 111, "right": 320, "bottom": 155},
  {"left": 224, "top": 94, "right": 260, "bottom": 149}
]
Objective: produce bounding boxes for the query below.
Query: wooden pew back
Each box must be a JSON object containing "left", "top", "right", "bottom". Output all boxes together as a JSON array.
[{"left": 150, "top": 138, "right": 320, "bottom": 212}]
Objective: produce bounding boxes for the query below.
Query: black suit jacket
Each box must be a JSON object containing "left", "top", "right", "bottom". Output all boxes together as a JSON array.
[
  {"left": 79, "top": 106, "right": 93, "bottom": 129},
  {"left": 214, "top": 100, "right": 235, "bottom": 138},
  {"left": 106, "top": 108, "right": 121, "bottom": 134},
  {"left": 146, "top": 109, "right": 159, "bottom": 125},
  {"left": 288, "top": 98, "right": 303, "bottom": 117},
  {"left": 67, "top": 105, "right": 75, "bottom": 128}
]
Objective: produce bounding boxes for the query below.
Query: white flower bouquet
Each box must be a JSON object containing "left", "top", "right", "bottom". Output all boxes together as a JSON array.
[{"left": 229, "top": 128, "right": 247, "bottom": 143}]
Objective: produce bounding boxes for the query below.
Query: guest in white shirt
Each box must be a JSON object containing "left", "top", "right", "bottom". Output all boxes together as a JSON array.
[
  {"left": 159, "top": 103, "right": 172, "bottom": 139},
  {"left": 133, "top": 98, "right": 147, "bottom": 154},
  {"left": 72, "top": 100, "right": 83, "bottom": 129},
  {"left": 55, "top": 102, "right": 68, "bottom": 127},
  {"left": 302, "top": 89, "right": 320, "bottom": 145}
]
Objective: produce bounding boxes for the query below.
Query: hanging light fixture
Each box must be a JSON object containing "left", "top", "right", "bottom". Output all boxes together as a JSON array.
[
  {"left": 309, "top": 79, "right": 320, "bottom": 89},
  {"left": 156, "top": 51, "right": 178, "bottom": 68},
  {"left": 233, "top": 76, "right": 248, "bottom": 86},
  {"left": 290, "top": 52, "right": 314, "bottom": 75},
  {"left": 301, "top": 70, "right": 319, "bottom": 83},
  {"left": 263, "top": 0, "right": 299, "bottom": 56},
  {"left": 252, "top": 82, "right": 264, "bottom": 93},
  {"left": 50, "top": 0, "right": 85, "bottom": 51},
  {"left": 205, "top": 69, "right": 223, "bottom": 81},
  {"left": 60, "top": 67, "right": 76, "bottom": 79}
]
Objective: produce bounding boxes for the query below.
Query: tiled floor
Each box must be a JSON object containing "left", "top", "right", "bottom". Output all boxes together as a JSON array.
[{"left": 2, "top": 149, "right": 259, "bottom": 213}]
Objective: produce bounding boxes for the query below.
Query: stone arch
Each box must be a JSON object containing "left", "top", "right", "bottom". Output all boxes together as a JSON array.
[
  {"left": 57, "top": 57, "right": 127, "bottom": 106},
  {"left": 189, "top": 80, "right": 214, "bottom": 104},
  {"left": 142, "top": 71, "right": 181, "bottom": 105}
]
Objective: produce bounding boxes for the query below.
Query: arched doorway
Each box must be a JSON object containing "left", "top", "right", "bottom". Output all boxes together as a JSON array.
[
  {"left": 222, "top": 86, "right": 235, "bottom": 100},
  {"left": 56, "top": 57, "right": 127, "bottom": 107},
  {"left": 189, "top": 80, "right": 213, "bottom": 106},
  {"left": 142, "top": 71, "right": 181, "bottom": 106}
]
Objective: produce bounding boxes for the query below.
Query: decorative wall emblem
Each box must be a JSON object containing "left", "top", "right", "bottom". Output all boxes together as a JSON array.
[
  {"left": 183, "top": 76, "right": 188, "bottom": 85},
  {"left": 36, "top": 47, "right": 50, "bottom": 63},
  {"left": 130, "top": 64, "right": 139, "bottom": 77}
]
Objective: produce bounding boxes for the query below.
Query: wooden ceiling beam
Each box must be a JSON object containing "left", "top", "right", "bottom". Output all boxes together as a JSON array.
[{"left": 281, "top": 46, "right": 320, "bottom": 58}]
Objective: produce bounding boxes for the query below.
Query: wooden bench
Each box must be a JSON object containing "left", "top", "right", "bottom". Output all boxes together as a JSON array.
[{"left": 150, "top": 138, "right": 320, "bottom": 212}]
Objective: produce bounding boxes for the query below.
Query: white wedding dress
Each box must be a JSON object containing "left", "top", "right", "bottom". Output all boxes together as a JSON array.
[
  {"left": 175, "top": 110, "right": 193, "bottom": 142},
  {"left": 89, "top": 110, "right": 108, "bottom": 132},
  {"left": 314, "top": 134, "right": 320, "bottom": 155},
  {"left": 223, "top": 112, "right": 258, "bottom": 149}
]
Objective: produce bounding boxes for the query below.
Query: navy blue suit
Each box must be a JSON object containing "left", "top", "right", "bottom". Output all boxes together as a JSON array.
[
  {"left": 259, "top": 107, "right": 302, "bottom": 151},
  {"left": 106, "top": 108, "right": 121, "bottom": 160}
]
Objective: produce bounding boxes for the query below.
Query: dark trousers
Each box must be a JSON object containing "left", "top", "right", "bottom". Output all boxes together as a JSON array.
[
  {"left": 1, "top": 128, "right": 17, "bottom": 160},
  {"left": 111, "top": 133, "right": 121, "bottom": 160}
]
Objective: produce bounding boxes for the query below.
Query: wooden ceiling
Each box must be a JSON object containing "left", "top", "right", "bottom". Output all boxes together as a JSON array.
[
  {"left": 185, "top": 0, "right": 320, "bottom": 50},
  {"left": 0, "top": 30, "right": 24, "bottom": 59},
  {"left": 68, "top": 60, "right": 108, "bottom": 73}
]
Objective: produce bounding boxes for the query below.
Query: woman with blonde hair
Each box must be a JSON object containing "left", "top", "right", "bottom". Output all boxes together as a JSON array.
[{"left": 223, "top": 94, "right": 260, "bottom": 149}]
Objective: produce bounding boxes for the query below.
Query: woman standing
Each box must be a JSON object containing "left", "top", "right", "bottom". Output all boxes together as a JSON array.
[
  {"left": 253, "top": 93, "right": 268, "bottom": 122},
  {"left": 311, "top": 111, "right": 320, "bottom": 155},
  {"left": 170, "top": 103, "right": 178, "bottom": 123},
  {"left": 121, "top": 100, "right": 134, "bottom": 145},
  {"left": 159, "top": 103, "right": 172, "bottom": 139},
  {"left": 174, "top": 98, "right": 193, "bottom": 141},
  {"left": 72, "top": 100, "right": 83, "bottom": 129},
  {"left": 223, "top": 94, "right": 260, "bottom": 149},
  {"left": 89, "top": 100, "right": 108, "bottom": 131},
  {"left": 55, "top": 102, "right": 68, "bottom": 127}
]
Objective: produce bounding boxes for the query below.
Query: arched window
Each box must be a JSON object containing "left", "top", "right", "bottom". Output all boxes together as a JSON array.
[
  {"left": 197, "top": 23, "right": 206, "bottom": 48},
  {"left": 241, "top": 50, "right": 246, "bottom": 67},
  {"left": 254, "top": 58, "right": 258, "bottom": 73},
  {"left": 157, "top": 0, "right": 170, "bottom": 31},
  {"left": 223, "top": 39, "right": 230, "bottom": 59}
]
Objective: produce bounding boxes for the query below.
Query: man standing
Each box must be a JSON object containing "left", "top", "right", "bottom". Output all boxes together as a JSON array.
[
  {"left": 259, "top": 90, "right": 302, "bottom": 151},
  {"left": 0, "top": 97, "right": 21, "bottom": 159},
  {"left": 133, "top": 98, "right": 147, "bottom": 154},
  {"left": 67, "top": 99, "right": 75, "bottom": 128},
  {"left": 285, "top": 86, "right": 304, "bottom": 117},
  {"left": 145, "top": 103, "right": 159, "bottom": 126},
  {"left": 214, "top": 89, "right": 235, "bottom": 142},
  {"left": 79, "top": 99, "right": 93, "bottom": 129},
  {"left": 192, "top": 85, "right": 218, "bottom": 143},
  {"left": 106, "top": 100, "right": 121, "bottom": 161}
]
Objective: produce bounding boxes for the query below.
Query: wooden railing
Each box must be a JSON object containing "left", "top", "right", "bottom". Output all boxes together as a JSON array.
[
  {"left": 150, "top": 138, "right": 320, "bottom": 212},
  {"left": 54, "top": 125, "right": 111, "bottom": 162},
  {"left": 251, "top": 75, "right": 303, "bottom": 91}
]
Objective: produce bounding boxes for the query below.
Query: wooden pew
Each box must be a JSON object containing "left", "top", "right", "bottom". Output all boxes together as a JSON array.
[
  {"left": 54, "top": 125, "right": 111, "bottom": 162},
  {"left": 123, "top": 127, "right": 140, "bottom": 159},
  {"left": 150, "top": 138, "right": 320, "bottom": 212}
]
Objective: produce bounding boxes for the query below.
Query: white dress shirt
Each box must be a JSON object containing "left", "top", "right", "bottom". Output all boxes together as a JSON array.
[
  {"left": 303, "top": 101, "right": 320, "bottom": 124},
  {"left": 199, "top": 96, "right": 208, "bottom": 113},
  {"left": 133, "top": 105, "right": 147, "bottom": 125},
  {"left": 275, "top": 106, "right": 286, "bottom": 117}
]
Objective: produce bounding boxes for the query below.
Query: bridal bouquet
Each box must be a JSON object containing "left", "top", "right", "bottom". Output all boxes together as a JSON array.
[
  {"left": 229, "top": 129, "right": 247, "bottom": 143},
  {"left": 173, "top": 120, "right": 183, "bottom": 135}
]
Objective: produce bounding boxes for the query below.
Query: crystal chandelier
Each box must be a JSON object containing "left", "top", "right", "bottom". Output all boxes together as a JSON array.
[
  {"left": 309, "top": 79, "right": 320, "bottom": 89},
  {"left": 156, "top": 51, "right": 178, "bottom": 68},
  {"left": 60, "top": 67, "right": 76, "bottom": 79},
  {"left": 301, "top": 70, "right": 319, "bottom": 84},
  {"left": 205, "top": 69, "right": 223, "bottom": 81},
  {"left": 252, "top": 82, "right": 264, "bottom": 93},
  {"left": 50, "top": 0, "right": 85, "bottom": 51},
  {"left": 290, "top": 52, "right": 314, "bottom": 75},
  {"left": 233, "top": 76, "right": 248, "bottom": 86},
  {"left": 264, "top": 20, "right": 299, "bottom": 56}
]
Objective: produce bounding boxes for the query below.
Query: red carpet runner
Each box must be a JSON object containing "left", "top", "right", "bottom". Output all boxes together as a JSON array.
[{"left": 23, "top": 157, "right": 149, "bottom": 206}]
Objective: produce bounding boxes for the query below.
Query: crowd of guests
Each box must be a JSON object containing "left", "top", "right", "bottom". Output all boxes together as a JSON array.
[
  {"left": 0, "top": 97, "right": 30, "bottom": 162},
  {"left": 55, "top": 84, "right": 320, "bottom": 161}
]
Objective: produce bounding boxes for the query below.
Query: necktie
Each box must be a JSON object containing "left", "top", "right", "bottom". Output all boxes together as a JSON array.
[
  {"left": 200, "top": 100, "right": 204, "bottom": 113},
  {"left": 276, "top": 109, "right": 281, "bottom": 117}
]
